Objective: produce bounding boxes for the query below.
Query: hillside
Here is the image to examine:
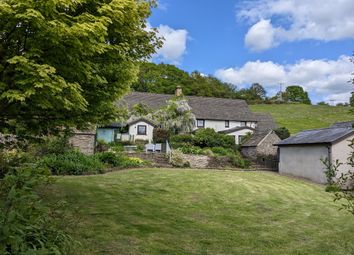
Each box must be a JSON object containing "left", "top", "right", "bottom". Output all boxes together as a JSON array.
[{"left": 250, "top": 104, "right": 354, "bottom": 134}]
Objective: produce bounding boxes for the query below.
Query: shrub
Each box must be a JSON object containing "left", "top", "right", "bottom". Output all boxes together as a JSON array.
[
  {"left": 95, "top": 151, "right": 123, "bottom": 167},
  {"left": 169, "top": 151, "right": 190, "bottom": 168},
  {"left": 0, "top": 165, "right": 73, "bottom": 254},
  {"left": 274, "top": 127, "right": 290, "bottom": 140},
  {"left": 210, "top": 146, "right": 234, "bottom": 156},
  {"left": 41, "top": 150, "right": 105, "bottom": 175},
  {"left": 228, "top": 152, "right": 250, "bottom": 169},
  {"left": 0, "top": 149, "right": 35, "bottom": 179},
  {"left": 153, "top": 128, "right": 170, "bottom": 143},
  {"left": 170, "top": 134, "right": 194, "bottom": 144},
  {"left": 177, "top": 145, "right": 203, "bottom": 155},
  {"left": 35, "top": 135, "right": 71, "bottom": 156},
  {"left": 193, "top": 128, "right": 234, "bottom": 148},
  {"left": 96, "top": 139, "right": 109, "bottom": 152},
  {"left": 122, "top": 157, "right": 146, "bottom": 168},
  {"left": 95, "top": 152, "right": 147, "bottom": 168},
  {"left": 202, "top": 148, "right": 214, "bottom": 156}
]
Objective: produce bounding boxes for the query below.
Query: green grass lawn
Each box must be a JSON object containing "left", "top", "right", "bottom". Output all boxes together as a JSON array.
[
  {"left": 48, "top": 169, "right": 354, "bottom": 255},
  {"left": 250, "top": 104, "right": 353, "bottom": 134}
]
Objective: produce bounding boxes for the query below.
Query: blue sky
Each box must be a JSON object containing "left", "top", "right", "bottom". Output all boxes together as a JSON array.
[{"left": 148, "top": 0, "right": 354, "bottom": 103}]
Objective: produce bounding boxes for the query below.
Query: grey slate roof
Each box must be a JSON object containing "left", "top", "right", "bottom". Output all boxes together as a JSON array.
[
  {"left": 242, "top": 131, "right": 272, "bottom": 147},
  {"left": 254, "top": 113, "right": 278, "bottom": 131},
  {"left": 121, "top": 92, "right": 257, "bottom": 121},
  {"left": 276, "top": 127, "right": 354, "bottom": 146},
  {"left": 331, "top": 121, "right": 354, "bottom": 128}
]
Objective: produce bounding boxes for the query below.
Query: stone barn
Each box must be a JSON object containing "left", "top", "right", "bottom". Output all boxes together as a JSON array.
[{"left": 241, "top": 130, "right": 281, "bottom": 160}]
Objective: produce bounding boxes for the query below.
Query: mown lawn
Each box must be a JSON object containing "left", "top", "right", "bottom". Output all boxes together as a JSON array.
[
  {"left": 48, "top": 169, "right": 354, "bottom": 255},
  {"left": 250, "top": 104, "right": 353, "bottom": 134}
]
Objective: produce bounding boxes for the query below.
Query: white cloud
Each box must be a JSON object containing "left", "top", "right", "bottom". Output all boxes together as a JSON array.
[
  {"left": 238, "top": 0, "right": 354, "bottom": 50},
  {"left": 154, "top": 24, "right": 188, "bottom": 64},
  {"left": 245, "top": 19, "right": 279, "bottom": 51},
  {"left": 215, "top": 55, "right": 353, "bottom": 103}
]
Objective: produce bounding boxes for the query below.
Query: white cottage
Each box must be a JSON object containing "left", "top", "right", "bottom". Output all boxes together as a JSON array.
[
  {"left": 97, "top": 88, "right": 277, "bottom": 145},
  {"left": 276, "top": 127, "right": 354, "bottom": 183}
]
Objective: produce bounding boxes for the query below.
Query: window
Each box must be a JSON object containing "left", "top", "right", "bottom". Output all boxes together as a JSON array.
[
  {"left": 225, "top": 120, "right": 230, "bottom": 128},
  {"left": 241, "top": 121, "right": 246, "bottom": 127},
  {"left": 238, "top": 135, "right": 245, "bottom": 144},
  {"left": 137, "top": 125, "right": 147, "bottom": 135},
  {"left": 197, "top": 119, "right": 205, "bottom": 128}
]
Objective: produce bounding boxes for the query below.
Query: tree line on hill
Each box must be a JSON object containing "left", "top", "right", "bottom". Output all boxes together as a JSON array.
[{"left": 132, "top": 62, "right": 312, "bottom": 105}]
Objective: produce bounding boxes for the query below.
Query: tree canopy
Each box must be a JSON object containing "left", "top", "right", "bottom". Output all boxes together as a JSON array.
[
  {"left": 131, "top": 62, "right": 238, "bottom": 98},
  {"left": 0, "top": 0, "right": 160, "bottom": 135},
  {"left": 283, "top": 85, "right": 311, "bottom": 104}
]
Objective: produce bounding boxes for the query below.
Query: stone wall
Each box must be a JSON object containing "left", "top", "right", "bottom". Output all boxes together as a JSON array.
[
  {"left": 256, "top": 132, "right": 280, "bottom": 156},
  {"left": 179, "top": 154, "right": 232, "bottom": 169},
  {"left": 69, "top": 130, "right": 96, "bottom": 155}
]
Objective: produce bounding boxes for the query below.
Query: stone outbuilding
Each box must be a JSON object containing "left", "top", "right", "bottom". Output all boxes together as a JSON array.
[
  {"left": 241, "top": 130, "right": 281, "bottom": 160},
  {"left": 276, "top": 126, "right": 354, "bottom": 183},
  {"left": 69, "top": 130, "right": 96, "bottom": 155}
]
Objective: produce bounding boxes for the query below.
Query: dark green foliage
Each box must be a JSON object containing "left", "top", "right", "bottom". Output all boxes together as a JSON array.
[
  {"left": 41, "top": 150, "right": 105, "bottom": 175},
  {"left": 237, "top": 83, "right": 267, "bottom": 103},
  {"left": 193, "top": 128, "right": 234, "bottom": 148},
  {"left": 95, "top": 151, "right": 146, "bottom": 168},
  {"left": 229, "top": 152, "right": 250, "bottom": 169},
  {"left": 132, "top": 63, "right": 238, "bottom": 98},
  {"left": 350, "top": 93, "right": 354, "bottom": 107},
  {"left": 0, "top": 164, "right": 73, "bottom": 254},
  {"left": 283, "top": 86, "right": 311, "bottom": 104},
  {"left": 96, "top": 139, "right": 109, "bottom": 153},
  {"left": 153, "top": 128, "right": 170, "bottom": 143},
  {"left": 35, "top": 135, "right": 72, "bottom": 156},
  {"left": 0, "top": 0, "right": 160, "bottom": 136},
  {"left": 210, "top": 147, "right": 235, "bottom": 156},
  {"left": 170, "top": 134, "right": 194, "bottom": 144},
  {"left": 274, "top": 127, "right": 291, "bottom": 140},
  {"left": 177, "top": 145, "right": 203, "bottom": 155}
]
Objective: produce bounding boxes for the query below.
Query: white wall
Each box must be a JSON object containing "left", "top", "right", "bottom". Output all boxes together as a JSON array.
[
  {"left": 279, "top": 145, "right": 329, "bottom": 183},
  {"left": 226, "top": 128, "right": 254, "bottom": 145},
  {"left": 197, "top": 119, "right": 257, "bottom": 132},
  {"left": 128, "top": 121, "right": 154, "bottom": 143},
  {"left": 331, "top": 134, "right": 354, "bottom": 178}
]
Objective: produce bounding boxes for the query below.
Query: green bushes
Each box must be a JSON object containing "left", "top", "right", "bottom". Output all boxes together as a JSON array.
[
  {"left": 170, "top": 128, "right": 234, "bottom": 149},
  {"left": 193, "top": 128, "right": 234, "bottom": 148},
  {"left": 177, "top": 145, "right": 203, "bottom": 155},
  {"left": 95, "top": 151, "right": 147, "bottom": 168},
  {"left": 0, "top": 164, "right": 73, "bottom": 254},
  {"left": 229, "top": 152, "right": 250, "bottom": 168},
  {"left": 41, "top": 150, "right": 105, "bottom": 175}
]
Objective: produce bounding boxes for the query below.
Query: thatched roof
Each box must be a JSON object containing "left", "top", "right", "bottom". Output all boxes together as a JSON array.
[{"left": 121, "top": 92, "right": 257, "bottom": 121}]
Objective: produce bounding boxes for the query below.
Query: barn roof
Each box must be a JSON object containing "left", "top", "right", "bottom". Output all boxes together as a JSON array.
[
  {"left": 121, "top": 92, "right": 257, "bottom": 121},
  {"left": 331, "top": 120, "right": 354, "bottom": 128},
  {"left": 242, "top": 131, "right": 272, "bottom": 147},
  {"left": 276, "top": 127, "right": 354, "bottom": 146},
  {"left": 254, "top": 113, "right": 278, "bottom": 131}
]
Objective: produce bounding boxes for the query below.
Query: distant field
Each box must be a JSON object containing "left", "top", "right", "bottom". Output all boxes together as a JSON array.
[
  {"left": 250, "top": 104, "right": 354, "bottom": 134},
  {"left": 47, "top": 169, "right": 354, "bottom": 255}
]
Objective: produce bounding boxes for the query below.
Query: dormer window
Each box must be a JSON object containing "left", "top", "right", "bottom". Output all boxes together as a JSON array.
[
  {"left": 225, "top": 120, "right": 230, "bottom": 128},
  {"left": 197, "top": 119, "right": 205, "bottom": 128}
]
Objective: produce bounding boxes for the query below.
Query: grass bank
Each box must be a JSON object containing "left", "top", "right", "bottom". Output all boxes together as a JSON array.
[
  {"left": 250, "top": 104, "right": 353, "bottom": 134},
  {"left": 47, "top": 169, "right": 354, "bottom": 255}
]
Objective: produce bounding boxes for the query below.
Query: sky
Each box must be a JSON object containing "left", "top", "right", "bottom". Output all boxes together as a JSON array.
[{"left": 148, "top": 0, "right": 354, "bottom": 104}]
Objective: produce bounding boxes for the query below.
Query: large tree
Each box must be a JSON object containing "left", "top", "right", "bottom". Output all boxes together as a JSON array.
[
  {"left": 0, "top": 0, "right": 160, "bottom": 135},
  {"left": 283, "top": 85, "right": 311, "bottom": 104},
  {"left": 131, "top": 62, "right": 238, "bottom": 98}
]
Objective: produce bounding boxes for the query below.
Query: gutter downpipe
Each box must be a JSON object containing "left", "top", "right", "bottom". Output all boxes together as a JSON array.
[{"left": 327, "top": 143, "right": 332, "bottom": 167}]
